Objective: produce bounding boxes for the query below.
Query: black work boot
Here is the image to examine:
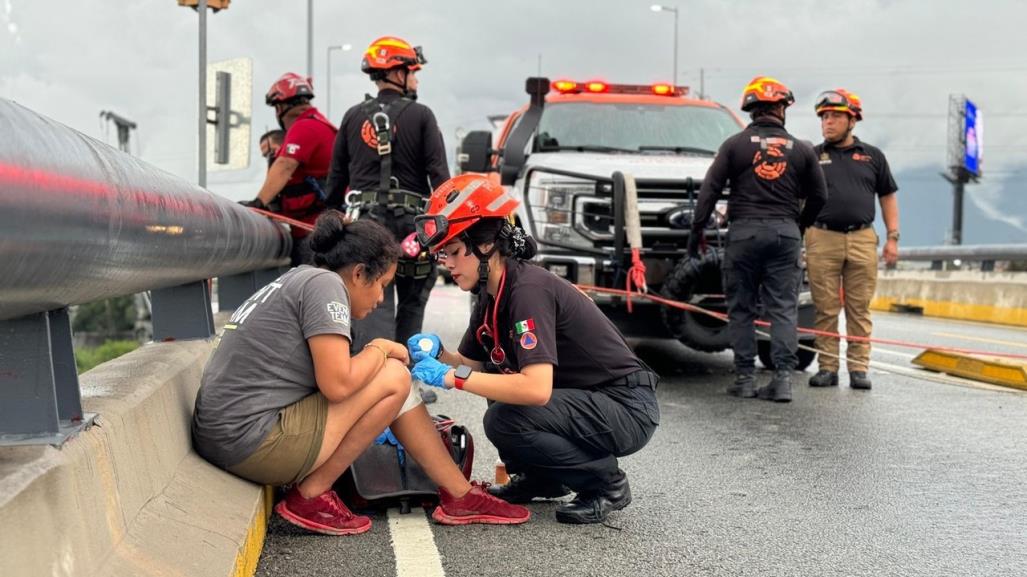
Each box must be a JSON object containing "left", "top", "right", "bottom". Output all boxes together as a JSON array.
[
  {"left": 808, "top": 370, "right": 839, "bottom": 388},
  {"left": 727, "top": 372, "right": 757, "bottom": 398},
  {"left": 555, "top": 474, "right": 632, "bottom": 524},
  {"left": 757, "top": 370, "right": 793, "bottom": 403},
  {"left": 850, "top": 371, "right": 872, "bottom": 390},
  {"left": 487, "top": 474, "right": 571, "bottom": 504}
]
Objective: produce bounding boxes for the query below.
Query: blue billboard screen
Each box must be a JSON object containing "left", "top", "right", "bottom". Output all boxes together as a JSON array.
[{"left": 964, "top": 99, "right": 982, "bottom": 176}]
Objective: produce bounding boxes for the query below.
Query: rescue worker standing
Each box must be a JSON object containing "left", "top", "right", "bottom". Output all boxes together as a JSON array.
[
  {"left": 406, "top": 174, "right": 660, "bottom": 525},
  {"left": 689, "top": 76, "right": 827, "bottom": 402},
  {"left": 243, "top": 74, "right": 339, "bottom": 266},
  {"left": 807, "top": 89, "right": 899, "bottom": 390},
  {"left": 326, "top": 36, "right": 449, "bottom": 402}
]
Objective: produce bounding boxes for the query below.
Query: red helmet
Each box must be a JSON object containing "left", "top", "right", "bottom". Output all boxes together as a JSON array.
[
  {"left": 414, "top": 174, "right": 519, "bottom": 252},
  {"left": 361, "top": 36, "right": 426, "bottom": 75},
  {"left": 815, "top": 88, "right": 863, "bottom": 121},
  {"left": 265, "top": 73, "right": 314, "bottom": 106},
  {"left": 740, "top": 76, "right": 795, "bottom": 112}
]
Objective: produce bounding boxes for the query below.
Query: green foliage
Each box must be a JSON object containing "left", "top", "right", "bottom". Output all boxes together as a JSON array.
[
  {"left": 76, "top": 340, "right": 140, "bottom": 374},
  {"left": 73, "top": 296, "right": 136, "bottom": 336}
]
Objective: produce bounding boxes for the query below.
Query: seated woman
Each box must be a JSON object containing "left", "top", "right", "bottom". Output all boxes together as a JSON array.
[
  {"left": 408, "top": 174, "right": 660, "bottom": 525},
  {"left": 192, "top": 212, "right": 528, "bottom": 536}
]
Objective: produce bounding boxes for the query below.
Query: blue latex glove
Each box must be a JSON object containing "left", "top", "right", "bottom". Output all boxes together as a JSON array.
[
  {"left": 411, "top": 353, "right": 451, "bottom": 389},
  {"left": 407, "top": 333, "right": 442, "bottom": 360},
  {"left": 373, "top": 427, "right": 405, "bottom": 467}
]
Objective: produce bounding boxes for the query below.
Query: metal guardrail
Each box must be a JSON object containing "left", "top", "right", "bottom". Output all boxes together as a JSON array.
[
  {"left": 0, "top": 98, "right": 291, "bottom": 446},
  {"left": 897, "top": 244, "right": 1027, "bottom": 271}
]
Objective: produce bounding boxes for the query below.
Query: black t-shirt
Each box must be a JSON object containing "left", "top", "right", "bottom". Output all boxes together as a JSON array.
[
  {"left": 692, "top": 117, "right": 828, "bottom": 229},
  {"left": 813, "top": 137, "right": 897, "bottom": 228},
  {"left": 458, "top": 259, "right": 642, "bottom": 389},
  {"left": 325, "top": 89, "right": 450, "bottom": 204}
]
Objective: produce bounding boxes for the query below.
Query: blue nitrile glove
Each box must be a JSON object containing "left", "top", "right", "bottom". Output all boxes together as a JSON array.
[
  {"left": 373, "top": 427, "right": 405, "bottom": 467},
  {"left": 407, "top": 333, "right": 442, "bottom": 360},
  {"left": 411, "top": 353, "right": 451, "bottom": 389}
]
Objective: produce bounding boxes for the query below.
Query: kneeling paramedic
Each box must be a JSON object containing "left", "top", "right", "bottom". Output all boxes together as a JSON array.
[
  {"left": 406, "top": 174, "right": 661, "bottom": 525},
  {"left": 326, "top": 37, "right": 449, "bottom": 401},
  {"left": 243, "top": 73, "right": 339, "bottom": 266}
]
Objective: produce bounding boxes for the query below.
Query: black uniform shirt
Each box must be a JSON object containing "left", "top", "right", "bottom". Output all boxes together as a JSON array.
[
  {"left": 813, "top": 137, "right": 897, "bottom": 228},
  {"left": 458, "top": 259, "right": 642, "bottom": 389},
  {"left": 325, "top": 89, "right": 450, "bottom": 203},
  {"left": 692, "top": 117, "right": 828, "bottom": 229}
]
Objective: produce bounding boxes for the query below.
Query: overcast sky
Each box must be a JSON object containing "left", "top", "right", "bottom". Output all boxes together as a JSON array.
[{"left": 1, "top": 0, "right": 1025, "bottom": 234}]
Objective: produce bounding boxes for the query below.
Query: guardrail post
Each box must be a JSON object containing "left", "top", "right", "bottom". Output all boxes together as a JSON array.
[
  {"left": 217, "top": 267, "right": 288, "bottom": 311},
  {"left": 151, "top": 280, "right": 215, "bottom": 341},
  {"left": 0, "top": 308, "right": 96, "bottom": 446}
]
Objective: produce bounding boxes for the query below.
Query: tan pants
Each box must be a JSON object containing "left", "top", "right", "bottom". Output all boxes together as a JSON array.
[{"left": 805, "top": 226, "right": 878, "bottom": 372}]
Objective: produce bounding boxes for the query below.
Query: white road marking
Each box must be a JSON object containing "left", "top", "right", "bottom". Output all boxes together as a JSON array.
[
  {"left": 388, "top": 508, "right": 445, "bottom": 577},
  {"left": 872, "top": 347, "right": 918, "bottom": 360},
  {"left": 931, "top": 331, "right": 1027, "bottom": 350}
]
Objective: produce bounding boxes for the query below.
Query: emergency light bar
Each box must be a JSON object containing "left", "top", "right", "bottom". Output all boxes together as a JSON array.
[{"left": 551, "top": 79, "right": 688, "bottom": 97}]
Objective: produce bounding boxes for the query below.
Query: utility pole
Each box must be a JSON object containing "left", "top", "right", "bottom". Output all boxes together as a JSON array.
[
  {"left": 650, "top": 5, "right": 680, "bottom": 86},
  {"left": 198, "top": 0, "right": 207, "bottom": 187},
  {"left": 699, "top": 67, "right": 705, "bottom": 99}
]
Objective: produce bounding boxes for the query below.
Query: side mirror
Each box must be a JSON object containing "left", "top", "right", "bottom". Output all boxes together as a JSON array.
[{"left": 458, "top": 130, "right": 493, "bottom": 173}]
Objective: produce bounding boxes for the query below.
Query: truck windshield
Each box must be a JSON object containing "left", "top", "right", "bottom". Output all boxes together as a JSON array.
[{"left": 535, "top": 102, "right": 740, "bottom": 154}]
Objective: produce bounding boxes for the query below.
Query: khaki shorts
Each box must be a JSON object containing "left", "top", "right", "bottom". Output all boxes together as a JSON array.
[{"left": 228, "top": 393, "right": 328, "bottom": 486}]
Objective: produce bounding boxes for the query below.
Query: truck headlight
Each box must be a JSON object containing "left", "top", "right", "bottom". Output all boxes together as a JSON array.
[{"left": 527, "top": 171, "right": 596, "bottom": 249}]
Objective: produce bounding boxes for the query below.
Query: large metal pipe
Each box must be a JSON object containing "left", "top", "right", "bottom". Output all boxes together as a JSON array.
[{"left": 0, "top": 99, "right": 290, "bottom": 321}]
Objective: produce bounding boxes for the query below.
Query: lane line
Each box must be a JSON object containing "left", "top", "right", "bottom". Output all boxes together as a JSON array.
[
  {"left": 931, "top": 331, "right": 1027, "bottom": 350},
  {"left": 872, "top": 347, "right": 917, "bottom": 360},
  {"left": 387, "top": 508, "right": 445, "bottom": 577}
]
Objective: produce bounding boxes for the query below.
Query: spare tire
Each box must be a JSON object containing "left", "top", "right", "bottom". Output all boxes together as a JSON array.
[{"left": 660, "top": 250, "right": 732, "bottom": 352}]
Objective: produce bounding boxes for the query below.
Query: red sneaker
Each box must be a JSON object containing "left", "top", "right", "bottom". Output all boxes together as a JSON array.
[
  {"left": 274, "top": 488, "right": 372, "bottom": 536},
  {"left": 432, "top": 483, "right": 531, "bottom": 526}
]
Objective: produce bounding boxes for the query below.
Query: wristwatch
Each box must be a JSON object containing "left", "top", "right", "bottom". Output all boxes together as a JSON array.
[
  {"left": 887, "top": 230, "right": 900, "bottom": 242},
  {"left": 453, "top": 365, "right": 473, "bottom": 390}
]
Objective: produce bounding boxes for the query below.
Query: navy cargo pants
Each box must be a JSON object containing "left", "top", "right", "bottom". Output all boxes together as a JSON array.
[{"left": 722, "top": 218, "right": 802, "bottom": 373}]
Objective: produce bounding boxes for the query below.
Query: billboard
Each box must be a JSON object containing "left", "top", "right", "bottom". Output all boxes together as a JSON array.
[{"left": 963, "top": 98, "right": 982, "bottom": 177}]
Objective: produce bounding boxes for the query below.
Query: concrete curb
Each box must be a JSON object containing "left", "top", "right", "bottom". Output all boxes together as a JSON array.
[{"left": 0, "top": 338, "right": 270, "bottom": 577}]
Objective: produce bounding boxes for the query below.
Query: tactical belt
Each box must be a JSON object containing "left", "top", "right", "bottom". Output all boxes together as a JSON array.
[
  {"left": 396, "top": 258, "right": 435, "bottom": 279},
  {"left": 605, "top": 369, "right": 660, "bottom": 390},
  {"left": 359, "top": 189, "right": 425, "bottom": 213}
]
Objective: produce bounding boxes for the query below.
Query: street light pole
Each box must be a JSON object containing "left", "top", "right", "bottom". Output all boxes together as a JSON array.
[
  {"left": 198, "top": 0, "right": 207, "bottom": 187},
  {"left": 306, "top": 0, "right": 313, "bottom": 80},
  {"left": 325, "top": 44, "right": 351, "bottom": 121},
  {"left": 650, "top": 4, "right": 680, "bottom": 87}
]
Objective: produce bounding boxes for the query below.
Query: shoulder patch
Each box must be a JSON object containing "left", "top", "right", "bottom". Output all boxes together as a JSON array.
[
  {"left": 326, "top": 302, "right": 350, "bottom": 325},
  {"left": 519, "top": 332, "right": 538, "bottom": 350}
]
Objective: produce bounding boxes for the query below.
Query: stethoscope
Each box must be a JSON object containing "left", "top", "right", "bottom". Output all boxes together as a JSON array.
[{"left": 474, "top": 267, "right": 514, "bottom": 372}]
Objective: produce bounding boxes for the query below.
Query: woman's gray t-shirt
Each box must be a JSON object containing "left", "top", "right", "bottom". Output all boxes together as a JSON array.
[{"left": 192, "top": 265, "right": 352, "bottom": 468}]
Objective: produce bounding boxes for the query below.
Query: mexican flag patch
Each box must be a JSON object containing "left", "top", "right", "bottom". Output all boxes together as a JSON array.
[{"left": 514, "top": 318, "right": 535, "bottom": 335}]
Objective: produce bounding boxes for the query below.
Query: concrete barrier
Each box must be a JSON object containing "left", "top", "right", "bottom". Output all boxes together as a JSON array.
[
  {"left": 0, "top": 338, "right": 269, "bottom": 577},
  {"left": 871, "top": 270, "right": 1027, "bottom": 327}
]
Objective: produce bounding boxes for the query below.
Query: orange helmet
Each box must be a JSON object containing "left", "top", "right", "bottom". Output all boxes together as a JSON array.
[
  {"left": 360, "top": 36, "right": 426, "bottom": 76},
  {"left": 740, "top": 76, "right": 795, "bottom": 112},
  {"left": 815, "top": 89, "right": 863, "bottom": 121},
  {"left": 414, "top": 173, "right": 519, "bottom": 252},
  {"left": 265, "top": 72, "right": 314, "bottom": 105}
]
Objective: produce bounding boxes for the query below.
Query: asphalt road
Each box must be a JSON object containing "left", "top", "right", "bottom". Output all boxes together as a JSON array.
[{"left": 258, "top": 284, "right": 1027, "bottom": 577}]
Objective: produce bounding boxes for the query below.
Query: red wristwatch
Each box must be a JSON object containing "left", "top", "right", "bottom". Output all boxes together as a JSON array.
[{"left": 453, "top": 365, "right": 473, "bottom": 390}]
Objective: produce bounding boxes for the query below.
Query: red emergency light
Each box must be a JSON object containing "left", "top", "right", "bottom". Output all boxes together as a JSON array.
[
  {"left": 552, "top": 80, "right": 578, "bottom": 93},
  {"left": 549, "top": 79, "right": 687, "bottom": 97}
]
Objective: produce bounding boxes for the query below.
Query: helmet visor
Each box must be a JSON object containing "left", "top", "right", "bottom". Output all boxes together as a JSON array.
[
  {"left": 413, "top": 46, "right": 427, "bottom": 66},
  {"left": 816, "top": 90, "right": 850, "bottom": 109}
]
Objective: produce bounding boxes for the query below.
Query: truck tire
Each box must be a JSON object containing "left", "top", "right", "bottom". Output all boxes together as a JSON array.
[
  {"left": 757, "top": 341, "right": 816, "bottom": 371},
  {"left": 660, "top": 251, "right": 731, "bottom": 353}
]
